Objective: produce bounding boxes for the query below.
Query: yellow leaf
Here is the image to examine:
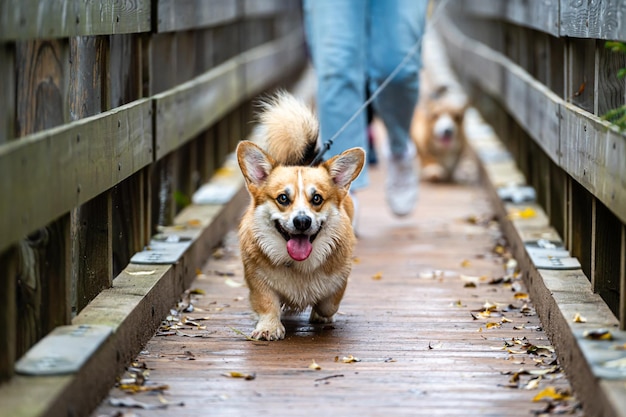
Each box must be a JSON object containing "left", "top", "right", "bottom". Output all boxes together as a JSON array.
[
  {"left": 483, "top": 301, "right": 498, "bottom": 311},
  {"left": 372, "top": 272, "right": 383, "bottom": 280},
  {"left": 119, "top": 384, "right": 169, "bottom": 393},
  {"left": 501, "top": 317, "right": 512, "bottom": 323},
  {"left": 514, "top": 292, "right": 529, "bottom": 300},
  {"left": 532, "top": 386, "right": 570, "bottom": 402},
  {"left": 461, "top": 259, "right": 471, "bottom": 268},
  {"left": 486, "top": 322, "right": 501, "bottom": 329},
  {"left": 507, "top": 207, "right": 537, "bottom": 220},
  {"left": 583, "top": 329, "right": 613, "bottom": 340},
  {"left": 222, "top": 371, "right": 256, "bottom": 380},
  {"left": 341, "top": 355, "right": 361, "bottom": 363},
  {"left": 309, "top": 360, "right": 322, "bottom": 370},
  {"left": 573, "top": 312, "right": 587, "bottom": 323},
  {"left": 189, "top": 288, "right": 205, "bottom": 295}
]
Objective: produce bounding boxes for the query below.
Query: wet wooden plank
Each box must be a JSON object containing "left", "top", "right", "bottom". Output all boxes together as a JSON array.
[
  {"left": 156, "top": 0, "right": 239, "bottom": 33},
  {"left": 0, "top": 0, "right": 151, "bottom": 40},
  {"left": 0, "top": 98, "right": 153, "bottom": 253},
  {"left": 91, "top": 149, "right": 581, "bottom": 416}
]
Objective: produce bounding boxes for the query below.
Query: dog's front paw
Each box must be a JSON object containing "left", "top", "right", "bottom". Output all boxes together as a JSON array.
[
  {"left": 422, "top": 164, "right": 447, "bottom": 182},
  {"left": 251, "top": 316, "right": 285, "bottom": 341},
  {"left": 309, "top": 309, "right": 335, "bottom": 324}
]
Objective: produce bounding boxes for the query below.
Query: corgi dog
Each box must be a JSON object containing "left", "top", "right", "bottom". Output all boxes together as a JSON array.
[
  {"left": 411, "top": 84, "right": 469, "bottom": 182},
  {"left": 236, "top": 92, "right": 365, "bottom": 341}
]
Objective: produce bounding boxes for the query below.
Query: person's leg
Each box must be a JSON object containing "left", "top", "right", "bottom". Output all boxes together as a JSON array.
[
  {"left": 369, "top": 0, "right": 427, "bottom": 157},
  {"left": 304, "top": 0, "right": 369, "bottom": 190},
  {"left": 368, "top": 0, "right": 428, "bottom": 215}
]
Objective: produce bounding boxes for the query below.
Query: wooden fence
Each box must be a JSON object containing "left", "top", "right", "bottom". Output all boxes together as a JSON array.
[
  {"left": 436, "top": 0, "right": 626, "bottom": 328},
  {"left": 0, "top": 0, "right": 306, "bottom": 385}
]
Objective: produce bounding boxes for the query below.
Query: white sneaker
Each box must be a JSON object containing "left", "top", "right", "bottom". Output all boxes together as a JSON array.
[{"left": 385, "top": 143, "right": 419, "bottom": 217}]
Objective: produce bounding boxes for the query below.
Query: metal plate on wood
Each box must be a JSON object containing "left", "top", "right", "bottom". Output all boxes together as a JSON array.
[
  {"left": 497, "top": 184, "right": 537, "bottom": 204},
  {"left": 576, "top": 329, "right": 626, "bottom": 380},
  {"left": 476, "top": 148, "right": 512, "bottom": 163},
  {"left": 15, "top": 324, "right": 111, "bottom": 376},
  {"left": 130, "top": 238, "right": 192, "bottom": 264},
  {"left": 524, "top": 239, "right": 580, "bottom": 270}
]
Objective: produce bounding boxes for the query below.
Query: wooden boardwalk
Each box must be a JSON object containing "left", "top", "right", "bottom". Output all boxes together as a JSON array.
[{"left": 92, "top": 139, "right": 582, "bottom": 416}]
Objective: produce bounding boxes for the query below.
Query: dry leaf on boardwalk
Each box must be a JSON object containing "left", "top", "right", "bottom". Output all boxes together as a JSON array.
[{"left": 222, "top": 371, "right": 256, "bottom": 380}]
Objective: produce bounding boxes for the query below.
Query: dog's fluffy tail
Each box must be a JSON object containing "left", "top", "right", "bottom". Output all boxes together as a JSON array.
[{"left": 253, "top": 91, "right": 320, "bottom": 166}]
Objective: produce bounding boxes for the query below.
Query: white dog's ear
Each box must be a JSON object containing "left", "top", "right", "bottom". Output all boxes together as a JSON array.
[
  {"left": 324, "top": 147, "right": 365, "bottom": 189},
  {"left": 237, "top": 141, "right": 275, "bottom": 186}
]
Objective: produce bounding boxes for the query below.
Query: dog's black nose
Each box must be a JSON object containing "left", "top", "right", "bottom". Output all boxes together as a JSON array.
[{"left": 293, "top": 215, "right": 312, "bottom": 231}]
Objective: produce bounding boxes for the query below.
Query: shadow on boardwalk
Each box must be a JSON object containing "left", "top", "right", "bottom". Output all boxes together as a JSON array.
[{"left": 92, "top": 134, "right": 582, "bottom": 417}]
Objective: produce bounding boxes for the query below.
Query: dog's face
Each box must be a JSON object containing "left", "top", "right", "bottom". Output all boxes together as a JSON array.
[
  {"left": 237, "top": 141, "right": 364, "bottom": 266},
  {"left": 427, "top": 100, "right": 467, "bottom": 153}
]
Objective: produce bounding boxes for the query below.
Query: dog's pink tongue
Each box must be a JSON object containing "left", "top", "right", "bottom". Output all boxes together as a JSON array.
[{"left": 286, "top": 236, "right": 312, "bottom": 261}]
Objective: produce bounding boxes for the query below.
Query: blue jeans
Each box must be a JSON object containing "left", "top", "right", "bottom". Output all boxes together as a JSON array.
[{"left": 303, "top": 0, "right": 428, "bottom": 190}]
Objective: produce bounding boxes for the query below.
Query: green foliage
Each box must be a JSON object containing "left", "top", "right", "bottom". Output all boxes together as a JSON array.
[{"left": 602, "top": 41, "right": 626, "bottom": 131}]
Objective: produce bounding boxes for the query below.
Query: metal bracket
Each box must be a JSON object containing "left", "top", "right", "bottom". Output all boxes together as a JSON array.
[
  {"left": 524, "top": 239, "right": 581, "bottom": 270},
  {"left": 15, "top": 324, "right": 111, "bottom": 376},
  {"left": 497, "top": 184, "right": 537, "bottom": 204},
  {"left": 130, "top": 234, "right": 193, "bottom": 264},
  {"left": 576, "top": 329, "right": 626, "bottom": 380}
]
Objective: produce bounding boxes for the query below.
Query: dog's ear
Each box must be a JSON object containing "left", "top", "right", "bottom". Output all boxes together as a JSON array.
[
  {"left": 324, "top": 147, "right": 365, "bottom": 189},
  {"left": 237, "top": 141, "right": 276, "bottom": 186}
]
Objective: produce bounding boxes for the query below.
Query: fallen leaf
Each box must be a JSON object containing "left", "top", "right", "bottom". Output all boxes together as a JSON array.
[
  {"left": 372, "top": 272, "right": 383, "bottom": 280},
  {"left": 486, "top": 322, "right": 501, "bottom": 329},
  {"left": 573, "top": 312, "right": 587, "bottom": 323},
  {"left": 309, "top": 360, "right": 322, "bottom": 370},
  {"left": 337, "top": 355, "right": 361, "bottom": 363},
  {"left": 461, "top": 259, "right": 471, "bottom": 268},
  {"left": 222, "top": 371, "right": 256, "bottom": 380},
  {"left": 224, "top": 278, "right": 244, "bottom": 288},
  {"left": 524, "top": 377, "right": 541, "bottom": 390},
  {"left": 583, "top": 329, "right": 613, "bottom": 340},
  {"left": 189, "top": 288, "right": 205, "bottom": 295},
  {"left": 532, "top": 386, "right": 571, "bottom": 402},
  {"left": 119, "top": 384, "right": 169, "bottom": 394},
  {"left": 460, "top": 275, "right": 480, "bottom": 286},
  {"left": 514, "top": 292, "right": 529, "bottom": 300}
]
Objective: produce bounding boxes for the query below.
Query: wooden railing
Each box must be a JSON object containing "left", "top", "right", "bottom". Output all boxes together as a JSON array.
[
  {"left": 436, "top": 1, "right": 625, "bottom": 326},
  {"left": 0, "top": 0, "right": 306, "bottom": 383}
]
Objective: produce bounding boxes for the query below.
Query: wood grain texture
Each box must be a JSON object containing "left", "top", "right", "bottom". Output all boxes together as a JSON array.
[
  {"left": 0, "top": 0, "right": 151, "bottom": 41},
  {"left": 154, "top": 60, "right": 240, "bottom": 160},
  {"left": 156, "top": 0, "right": 238, "bottom": 33},
  {"left": 0, "top": 99, "right": 153, "bottom": 253},
  {"left": 560, "top": 103, "right": 626, "bottom": 224},
  {"left": 560, "top": 0, "right": 626, "bottom": 40},
  {"left": 0, "top": 44, "right": 15, "bottom": 143}
]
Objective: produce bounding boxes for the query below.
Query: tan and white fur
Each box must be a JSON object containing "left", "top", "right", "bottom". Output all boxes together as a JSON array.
[
  {"left": 236, "top": 91, "right": 365, "bottom": 341},
  {"left": 411, "top": 29, "right": 469, "bottom": 182}
]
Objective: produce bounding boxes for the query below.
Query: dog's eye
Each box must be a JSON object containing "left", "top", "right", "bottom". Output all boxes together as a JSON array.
[
  {"left": 276, "top": 193, "right": 290, "bottom": 206},
  {"left": 311, "top": 194, "right": 323, "bottom": 206}
]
